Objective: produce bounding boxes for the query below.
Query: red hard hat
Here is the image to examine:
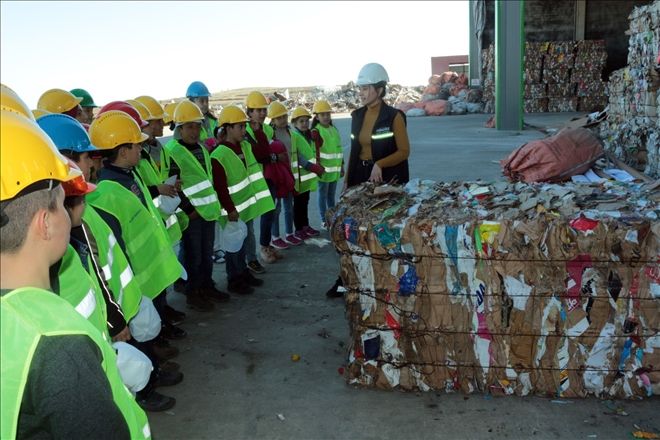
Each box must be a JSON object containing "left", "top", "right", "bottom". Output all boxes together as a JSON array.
[
  {"left": 97, "top": 101, "right": 148, "bottom": 128},
  {"left": 62, "top": 159, "right": 96, "bottom": 197}
]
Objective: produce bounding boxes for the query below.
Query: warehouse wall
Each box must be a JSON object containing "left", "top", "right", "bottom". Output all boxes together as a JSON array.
[{"left": 480, "top": 0, "right": 652, "bottom": 77}]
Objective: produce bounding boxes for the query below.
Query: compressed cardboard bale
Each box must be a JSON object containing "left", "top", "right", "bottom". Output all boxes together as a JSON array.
[{"left": 331, "top": 180, "right": 659, "bottom": 398}]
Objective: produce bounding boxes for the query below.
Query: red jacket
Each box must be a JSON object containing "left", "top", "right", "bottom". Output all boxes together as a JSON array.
[{"left": 263, "top": 139, "right": 295, "bottom": 198}]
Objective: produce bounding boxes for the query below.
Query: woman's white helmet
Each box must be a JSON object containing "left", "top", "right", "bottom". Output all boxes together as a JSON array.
[{"left": 356, "top": 63, "right": 389, "bottom": 86}]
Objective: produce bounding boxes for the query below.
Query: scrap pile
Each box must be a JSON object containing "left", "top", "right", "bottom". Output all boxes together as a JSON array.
[
  {"left": 600, "top": 1, "right": 660, "bottom": 179},
  {"left": 330, "top": 179, "right": 659, "bottom": 398},
  {"left": 394, "top": 73, "right": 484, "bottom": 117},
  {"left": 268, "top": 82, "right": 424, "bottom": 114},
  {"left": 482, "top": 40, "right": 608, "bottom": 114}
]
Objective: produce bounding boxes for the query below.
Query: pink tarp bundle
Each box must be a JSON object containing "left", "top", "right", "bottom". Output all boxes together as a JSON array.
[{"left": 501, "top": 128, "right": 605, "bottom": 182}]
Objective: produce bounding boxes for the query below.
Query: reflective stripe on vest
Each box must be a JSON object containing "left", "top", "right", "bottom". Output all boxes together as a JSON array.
[
  {"left": 210, "top": 141, "right": 275, "bottom": 223},
  {"left": 290, "top": 129, "right": 318, "bottom": 193},
  {"left": 86, "top": 180, "right": 182, "bottom": 299},
  {"left": 57, "top": 245, "right": 109, "bottom": 340},
  {"left": 163, "top": 141, "right": 221, "bottom": 221},
  {"left": 82, "top": 206, "right": 141, "bottom": 321},
  {"left": 315, "top": 124, "right": 343, "bottom": 183},
  {"left": 371, "top": 131, "right": 394, "bottom": 140},
  {"left": 1, "top": 288, "right": 151, "bottom": 439},
  {"left": 134, "top": 158, "right": 183, "bottom": 245}
]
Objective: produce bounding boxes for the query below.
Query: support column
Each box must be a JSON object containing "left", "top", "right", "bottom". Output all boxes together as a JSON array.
[
  {"left": 469, "top": 0, "right": 481, "bottom": 86},
  {"left": 495, "top": 0, "right": 524, "bottom": 130}
]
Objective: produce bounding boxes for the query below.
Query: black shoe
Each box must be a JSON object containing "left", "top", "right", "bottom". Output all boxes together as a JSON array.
[
  {"left": 173, "top": 278, "right": 187, "bottom": 293},
  {"left": 242, "top": 271, "right": 264, "bottom": 287},
  {"left": 154, "top": 369, "right": 184, "bottom": 388},
  {"left": 160, "top": 360, "right": 180, "bottom": 373},
  {"left": 137, "top": 390, "right": 176, "bottom": 412},
  {"left": 228, "top": 279, "right": 254, "bottom": 295},
  {"left": 247, "top": 260, "right": 265, "bottom": 274},
  {"left": 202, "top": 285, "right": 230, "bottom": 303},
  {"left": 163, "top": 304, "right": 186, "bottom": 325},
  {"left": 326, "top": 277, "right": 344, "bottom": 298},
  {"left": 186, "top": 289, "right": 214, "bottom": 312},
  {"left": 152, "top": 337, "right": 179, "bottom": 361},
  {"left": 161, "top": 322, "right": 187, "bottom": 340}
]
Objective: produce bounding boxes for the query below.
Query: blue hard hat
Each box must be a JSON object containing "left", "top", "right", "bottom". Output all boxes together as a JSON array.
[
  {"left": 36, "top": 113, "right": 97, "bottom": 153},
  {"left": 186, "top": 81, "right": 211, "bottom": 98}
]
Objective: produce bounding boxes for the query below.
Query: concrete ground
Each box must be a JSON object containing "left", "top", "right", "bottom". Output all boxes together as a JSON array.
[{"left": 151, "top": 113, "right": 658, "bottom": 440}]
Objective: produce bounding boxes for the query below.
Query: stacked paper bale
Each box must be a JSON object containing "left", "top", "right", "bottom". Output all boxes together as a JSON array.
[
  {"left": 573, "top": 40, "right": 608, "bottom": 112},
  {"left": 601, "top": 1, "right": 660, "bottom": 179},
  {"left": 482, "top": 45, "right": 496, "bottom": 114},
  {"left": 524, "top": 42, "right": 549, "bottom": 113},
  {"left": 330, "top": 180, "right": 659, "bottom": 398},
  {"left": 481, "top": 40, "right": 608, "bottom": 114}
]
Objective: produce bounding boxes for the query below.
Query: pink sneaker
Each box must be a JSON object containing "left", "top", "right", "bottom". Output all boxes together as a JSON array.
[
  {"left": 285, "top": 233, "right": 303, "bottom": 246},
  {"left": 271, "top": 238, "right": 290, "bottom": 250},
  {"left": 303, "top": 225, "right": 320, "bottom": 237},
  {"left": 293, "top": 230, "right": 308, "bottom": 241}
]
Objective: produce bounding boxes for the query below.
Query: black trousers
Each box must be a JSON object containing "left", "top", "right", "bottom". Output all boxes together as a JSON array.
[{"left": 293, "top": 191, "right": 310, "bottom": 231}]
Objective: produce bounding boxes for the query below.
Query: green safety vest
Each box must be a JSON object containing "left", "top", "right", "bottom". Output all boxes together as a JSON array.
[
  {"left": 210, "top": 141, "right": 275, "bottom": 223},
  {"left": 57, "top": 245, "right": 110, "bottom": 340},
  {"left": 162, "top": 141, "right": 221, "bottom": 221},
  {"left": 86, "top": 180, "right": 182, "bottom": 299},
  {"left": 1, "top": 287, "right": 151, "bottom": 439},
  {"left": 200, "top": 115, "right": 218, "bottom": 142},
  {"left": 82, "top": 206, "right": 142, "bottom": 321},
  {"left": 134, "top": 156, "right": 185, "bottom": 244},
  {"left": 290, "top": 129, "right": 319, "bottom": 193},
  {"left": 314, "top": 124, "right": 343, "bottom": 183}
]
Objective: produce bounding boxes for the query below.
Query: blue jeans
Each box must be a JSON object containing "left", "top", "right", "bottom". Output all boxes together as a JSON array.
[
  {"left": 182, "top": 217, "right": 215, "bottom": 293},
  {"left": 317, "top": 180, "right": 337, "bottom": 224},
  {"left": 271, "top": 194, "right": 294, "bottom": 239},
  {"left": 259, "top": 180, "right": 277, "bottom": 246},
  {"left": 225, "top": 234, "right": 246, "bottom": 284},
  {"left": 245, "top": 219, "right": 256, "bottom": 262}
]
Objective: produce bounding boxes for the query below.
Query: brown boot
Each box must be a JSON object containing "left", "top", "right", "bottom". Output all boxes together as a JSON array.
[{"left": 186, "top": 289, "right": 214, "bottom": 312}]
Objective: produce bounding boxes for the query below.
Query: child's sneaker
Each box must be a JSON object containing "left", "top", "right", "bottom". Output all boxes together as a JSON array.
[
  {"left": 285, "top": 233, "right": 303, "bottom": 246},
  {"left": 303, "top": 225, "right": 320, "bottom": 237},
  {"left": 271, "top": 237, "right": 289, "bottom": 250},
  {"left": 294, "top": 230, "right": 308, "bottom": 241}
]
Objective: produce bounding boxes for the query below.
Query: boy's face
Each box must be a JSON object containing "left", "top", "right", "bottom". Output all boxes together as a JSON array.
[
  {"left": 180, "top": 122, "right": 201, "bottom": 144},
  {"left": 47, "top": 185, "right": 72, "bottom": 262}
]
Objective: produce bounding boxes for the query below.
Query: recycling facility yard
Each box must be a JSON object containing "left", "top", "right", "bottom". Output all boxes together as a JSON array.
[{"left": 150, "top": 113, "right": 659, "bottom": 440}]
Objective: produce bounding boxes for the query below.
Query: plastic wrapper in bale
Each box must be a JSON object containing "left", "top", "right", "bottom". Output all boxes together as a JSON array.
[{"left": 330, "top": 179, "right": 659, "bottom": 398}]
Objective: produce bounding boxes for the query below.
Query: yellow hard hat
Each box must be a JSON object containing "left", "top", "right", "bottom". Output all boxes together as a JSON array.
[
  {"left": 1, "top": 84, "right": 36, "bottom": 121},
  {"left": 267, "top": 101, "right": 288, "bottom": 120},
  {"left": 125, "top": 99, "right": 153, "bottom": 122},
  {"left": 245, "top": 91, "right": 268, "bottom": 109},
  {"left": 89, "top": 110, "right": 149, "bottom": 150},
  {"left": 291, "top": 107, "right": 311, "bottom": 120},
  {"left": 312, "top": 100, "right": 332, "bottom": 114},
  {"left": 37, "top": 88, "right": 83, "bottom": 113},
  {"left": 135, "top": 95, "right": 166, "bottom": 120},
  {"left": 32, "top": 108, "right": 52, "bottom": 119},
  {"left": 173, "top": 100, "right": 204, "bottom": 125},
  {"left": 163, "top": 102, "right": 177, "bottom": 125},
  {"left": 1, "top": 109, "right": 80, "bottom": 201},
  {"left": 218, "top": 105, "right": 249, "bottom": 126}
]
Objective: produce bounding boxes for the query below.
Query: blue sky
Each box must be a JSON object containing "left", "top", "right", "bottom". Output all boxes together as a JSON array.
[{"left": 1, "top": 1, "right": 469, "bottom": 107}]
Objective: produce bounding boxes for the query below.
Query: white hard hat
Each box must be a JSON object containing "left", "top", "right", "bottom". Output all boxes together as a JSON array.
[{"left": 356, "top": 63, "right": 389, "bottom": 86}]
